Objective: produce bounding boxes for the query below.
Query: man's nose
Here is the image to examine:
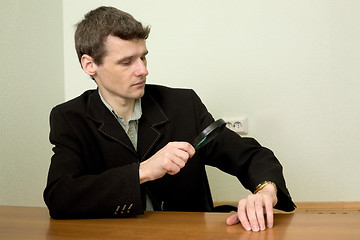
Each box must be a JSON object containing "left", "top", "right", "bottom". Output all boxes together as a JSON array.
[{"left": 134, "top": 58, "right": 148, "bottom": 76}]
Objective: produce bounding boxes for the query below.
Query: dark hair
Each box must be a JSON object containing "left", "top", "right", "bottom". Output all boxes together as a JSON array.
[{"left": 75, "top": 6, "right": 150, "bottom": 65}]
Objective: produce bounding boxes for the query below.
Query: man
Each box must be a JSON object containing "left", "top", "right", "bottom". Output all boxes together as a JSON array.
[{"left": 44, "top": 6, "right": 295, "bottom": 232}]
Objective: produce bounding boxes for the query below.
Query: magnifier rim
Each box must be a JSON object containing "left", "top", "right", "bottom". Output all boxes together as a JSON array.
[{"left": 193, "top": 118, "right": 226, "bottom": 149}]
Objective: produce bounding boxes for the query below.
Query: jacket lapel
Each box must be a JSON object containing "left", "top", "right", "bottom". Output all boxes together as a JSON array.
[
  {"left": 86, "top": 90, "right": 137, "bottom": 155},
  {"left": 137, "top": 91, "right": 169, "bottom": 161},
  {"left": 85, "top": 89, "right": 169, "bottom": 161}
]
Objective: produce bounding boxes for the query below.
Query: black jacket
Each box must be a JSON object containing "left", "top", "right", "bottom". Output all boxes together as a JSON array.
[{"left": 44, "top": 84, "right": 295, "bottom": 219}]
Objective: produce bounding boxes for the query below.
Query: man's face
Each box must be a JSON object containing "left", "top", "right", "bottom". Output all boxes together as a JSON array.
[{"left": 93, "top": 36, "right": 149, "bottom": 103}]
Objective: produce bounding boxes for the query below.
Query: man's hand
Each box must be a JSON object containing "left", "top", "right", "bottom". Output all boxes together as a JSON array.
[
  {"left": 226, "top": 184, "right": 278, "bottom": 231},
  {"left": 139, "top": 142, "right": 195, "bottom": 184}
]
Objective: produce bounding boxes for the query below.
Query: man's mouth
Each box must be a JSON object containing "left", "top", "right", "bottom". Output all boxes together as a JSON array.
[{"left": 132, "top": 80, "right": 146, "bottom": 87}]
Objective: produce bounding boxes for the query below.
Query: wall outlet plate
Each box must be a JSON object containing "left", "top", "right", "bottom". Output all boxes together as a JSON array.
[{"left": 223, "top": 117, "right": 248, "bottom": 134}]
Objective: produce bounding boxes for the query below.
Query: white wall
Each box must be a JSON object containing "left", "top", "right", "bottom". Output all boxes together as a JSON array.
[
  {"left": 64, "top": 0, "right": 360, "bottom": 203},
  {"left": 0, "top": 0, "right": 64, "bottom": 206},
  {"left": 1, "top": 0, "right": 359, "bottom": 207}
]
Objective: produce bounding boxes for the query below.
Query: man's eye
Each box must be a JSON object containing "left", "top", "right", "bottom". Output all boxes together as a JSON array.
[{"left": 121, "top": 61, "right": 131, "bottom": 66}]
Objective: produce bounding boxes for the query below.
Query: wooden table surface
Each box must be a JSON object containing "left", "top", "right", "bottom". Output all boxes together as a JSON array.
[{"left": 1, "top": 206, "right": 360, "bottom": 240}]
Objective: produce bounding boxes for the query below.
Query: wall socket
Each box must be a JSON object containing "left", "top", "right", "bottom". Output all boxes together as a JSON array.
[{"left": 224, "top": 117, "right": 248, "bottom": 135}]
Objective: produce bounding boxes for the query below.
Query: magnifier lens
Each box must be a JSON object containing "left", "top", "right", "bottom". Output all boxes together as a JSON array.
[{"left": 193, "top": 119, "right": 226, "bottom": 150}]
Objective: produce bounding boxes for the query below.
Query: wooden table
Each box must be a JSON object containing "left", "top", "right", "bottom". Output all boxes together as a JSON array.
[{"left": 1, "top": 206, "right": 360, "bottom": 240}]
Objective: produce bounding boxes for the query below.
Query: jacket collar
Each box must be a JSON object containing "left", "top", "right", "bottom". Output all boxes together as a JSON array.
[
  {"left": 86, "top": 88, "right": 169, "bottom": 161},
  {"left": 137, "top": 90, "right": 169, "bottom": 161}
]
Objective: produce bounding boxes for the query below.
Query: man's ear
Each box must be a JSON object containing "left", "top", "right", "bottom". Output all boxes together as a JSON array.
[{"left": 81, "top": 54, "right": 97, "bottom": 77}]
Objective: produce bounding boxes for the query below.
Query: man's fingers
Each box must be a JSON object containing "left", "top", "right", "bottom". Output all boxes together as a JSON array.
[
  {"left": 168, "top": 142, "right": 195, "bottom": 158},
  {"left": 234, "top": 193, "right": 277, "bottom": 232},
  {"left": 237, "top": 199, "right": 251, "bottom": 231},
  {"left": 141, "top": 142, "right": 194, "bottom": 182},
  {"left": 264, "top": 197, "right": 274, "bottom": 228},
  {"left": 255, "top": 198, "right": 265, "bottom": 231},
  {"left": 246, "top": 196, "right": 260, "bottom": 232},
  {"left": 226, "top": 213, "right": 240, "bottom": 226},
  {"left": 163, "top": 152, "right": 188, "bottom": 173},
  {"left": 166, "top": 164, "right": 181, "bottom": 175}
]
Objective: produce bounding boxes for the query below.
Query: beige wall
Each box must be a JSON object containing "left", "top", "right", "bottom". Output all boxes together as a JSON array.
[
  {"left": 1, "top": 0, "right": 359, "bottom": 207},
  {"left": 63, "top": 0, "right": 360, "bottom": 203},
  {"left": 0, "top": 0, "right": 64, "bottom": 206}
]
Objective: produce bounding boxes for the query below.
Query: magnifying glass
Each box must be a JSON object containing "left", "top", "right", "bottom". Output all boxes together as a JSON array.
[{"left": 192, "top": 119, "right": 226, "bottom": 150}]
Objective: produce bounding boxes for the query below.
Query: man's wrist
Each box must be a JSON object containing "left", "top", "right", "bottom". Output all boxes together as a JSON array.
[
  {"left": 254, "top": 181, "right": 277, "bottom": 194},
  {"left": 254, "top": 181, "right": 278, "bottom": 206},
  {"left": 139, "top": 162, "right": 150, "bottom": 184}
]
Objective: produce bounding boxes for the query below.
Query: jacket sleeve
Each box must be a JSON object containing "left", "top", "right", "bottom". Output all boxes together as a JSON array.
[
  {"left": 190, "top": 90, "right": 296, "bottom": 212},
  {"left": 43, "top": 106, "right": 144, "bottom": 219}
]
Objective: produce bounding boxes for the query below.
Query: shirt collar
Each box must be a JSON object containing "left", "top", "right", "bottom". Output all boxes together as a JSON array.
[{"left": 98, "top": 89, "right": 142, "bottom": 121}]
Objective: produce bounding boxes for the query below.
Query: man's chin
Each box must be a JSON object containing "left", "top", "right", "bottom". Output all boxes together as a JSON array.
[{"left": 133, "top": 89, "right": 145, "bottom": 99}]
